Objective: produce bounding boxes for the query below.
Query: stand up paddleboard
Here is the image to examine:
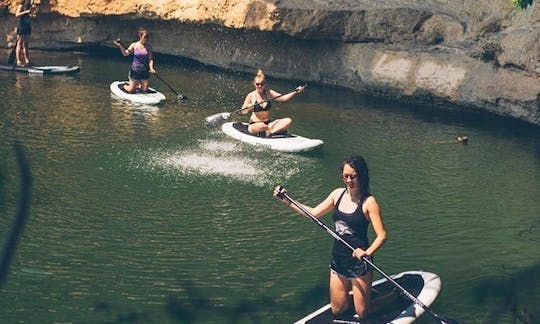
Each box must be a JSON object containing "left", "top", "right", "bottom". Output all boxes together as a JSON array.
[
  {"left": 221, "top": 122, "right": 323, "bottom": 153},
  {"left": 0, "top": 64, "right": 80, "bottom": 75},
  {"left": 295, "top": 271, "right": 442, "bottom": 324},
  {"left": 110, "top": 81, "right": 166, "bottom": 105}
]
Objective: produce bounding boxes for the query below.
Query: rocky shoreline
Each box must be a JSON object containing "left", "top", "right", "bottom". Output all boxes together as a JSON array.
[{"left": 1, "top": 0, "right": 539, "bottom": 125}]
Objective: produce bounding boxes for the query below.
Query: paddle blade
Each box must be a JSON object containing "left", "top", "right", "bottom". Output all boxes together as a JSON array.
[
  {"left": 204, "top": 113, "right": 230, "bottom": 128},
  {"left": 437, "top": 315, "right": 460, "bottom": 324}
]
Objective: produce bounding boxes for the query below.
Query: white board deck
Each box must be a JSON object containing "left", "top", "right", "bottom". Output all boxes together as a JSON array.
[
  {"left": 0, "top": 64, "right": 80, "bottom": 75},
  {"left": 110, "top": 81, "right": 166, "bottom": 105},
  {"left": 295, "top": 271, "right": 442, "bottom": 324},
  {"left": 221, "top": 122, "right": 323, "bottom": 153}
]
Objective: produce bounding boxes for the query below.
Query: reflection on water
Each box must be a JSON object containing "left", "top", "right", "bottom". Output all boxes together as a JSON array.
[
  {"left": 109, "top": 95, "right": 163, "bottom": 136},
  {"left": 110, "top": 95, "right": 162, "bottom": 114}
]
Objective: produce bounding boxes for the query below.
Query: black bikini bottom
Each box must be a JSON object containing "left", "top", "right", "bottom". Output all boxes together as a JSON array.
[{"left": 249, "top": 119, "right": 272, "bottom": 125}]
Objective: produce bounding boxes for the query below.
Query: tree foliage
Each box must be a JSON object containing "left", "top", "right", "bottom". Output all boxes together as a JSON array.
[{"left": 511, "top": 0, "right": 534, "bottom": 9}]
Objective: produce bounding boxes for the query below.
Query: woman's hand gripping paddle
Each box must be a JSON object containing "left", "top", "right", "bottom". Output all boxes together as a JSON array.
[
  {"left": 274, "top": 185, "right": 460, "bottom": 324},
  {"left": 114, "top": 39, "right": 187, "bottom": 102},
  {"left": 204, "top": 85, "right": 307, "bottom": 128}
]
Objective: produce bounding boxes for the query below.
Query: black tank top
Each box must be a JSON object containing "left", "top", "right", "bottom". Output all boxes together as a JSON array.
[
  {"left": 18, "top": 0, "right": 32, "bottom": 27},
  {"left": 332, "top": 189, "right": 371, "bottom": 257}
]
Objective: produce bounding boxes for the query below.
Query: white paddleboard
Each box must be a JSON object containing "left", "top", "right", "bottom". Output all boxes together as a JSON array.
[
  {"left": 221, "top": 122, "right": 323, "bottom": 153},
  {"left": 110, "top": 81, "right": 166, "bottom": 105},
  {"left": 295, "top": 271, "right": 442, "bottom": 324},
  {"left": 0, "top": 64, "right": 80, "bottom": 75}
]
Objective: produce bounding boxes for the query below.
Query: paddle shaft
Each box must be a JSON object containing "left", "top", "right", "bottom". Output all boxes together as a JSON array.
[
  {"left": 153, "top": 72, "right": 183, "bottom": 98},
  {"left": 233, "top": 86, "right": 306, "bottom": 115},
  {"left": 115, "top": 39, "right": 185, "bottom": 99},
  {"left": 8, "top": 41, "right": 17, "bottom": 65},
  {"left": 279, "top": 191, "right": 458, "bottom": 324},
  {"left": 204, "top": 85, "right": 306, "bottom": 128}
]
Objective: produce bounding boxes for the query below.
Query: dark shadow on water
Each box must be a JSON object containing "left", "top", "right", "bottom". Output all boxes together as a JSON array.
[
  {"left": 89, "top": 279, "right": 328, "bottom": 323},
  {"left": 87, "top": 272, "right": 540, "bottom": 323},
  {"left": 471, "top": 262, "right": 540, "bottom": 323},
  {"left": 163, "top": 280, "right": 329, "bottom": 323}
]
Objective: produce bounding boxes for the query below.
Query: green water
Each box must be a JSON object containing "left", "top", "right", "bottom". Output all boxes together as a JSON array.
[{"left": 1, "top": 50, "right": 539, "bottom": 323}]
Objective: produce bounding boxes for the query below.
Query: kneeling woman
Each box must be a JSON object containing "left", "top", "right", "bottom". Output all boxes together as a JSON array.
[
  {"left": 114, "top": 27, "right": 156, "bottom": 93},
  {"left": 274, "top": 156, "right": 387, "bottom": 319},
  {"left": 241, "top": 69, "right": 305, "bottom": 137}
]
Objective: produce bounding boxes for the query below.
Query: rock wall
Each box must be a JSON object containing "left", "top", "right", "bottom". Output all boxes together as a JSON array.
[{"left": 1, "top": 0, "right": 539, "bottom": 125}]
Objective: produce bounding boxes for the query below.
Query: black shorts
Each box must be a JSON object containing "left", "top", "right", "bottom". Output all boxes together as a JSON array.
[
  {"left": 129, "top": 69, "right": 150, "bottom": 81},
  {"left": 330, "top": 255, "right": 373, "bottom": 279}
]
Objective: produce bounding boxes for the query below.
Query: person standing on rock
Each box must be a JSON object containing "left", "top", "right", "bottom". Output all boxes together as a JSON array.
[
  {"left": 241, "top": 69, "right": 305, "bottom": 137},
  {"left": 113, "top": 27, "right": 156, "bottom": 93},
  {"left": 14, "top": 0, "right": 37, "bottom": 67}
]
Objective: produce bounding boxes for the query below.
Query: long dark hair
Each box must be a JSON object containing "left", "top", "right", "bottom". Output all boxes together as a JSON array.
[{"left": 341, "top": 155, "right": 371, "bottom": 202}]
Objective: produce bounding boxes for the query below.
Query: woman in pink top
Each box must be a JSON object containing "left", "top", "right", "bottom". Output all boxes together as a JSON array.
[{"left": 114, "top": 27, "right": 156, "bottom": 93}]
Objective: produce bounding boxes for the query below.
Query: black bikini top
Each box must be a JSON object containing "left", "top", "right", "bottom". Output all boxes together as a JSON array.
[{"left": 252, "top": 91, "right": 272, "bottom": 112}]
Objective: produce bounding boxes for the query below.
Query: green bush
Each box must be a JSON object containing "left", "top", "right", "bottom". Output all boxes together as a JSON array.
[{"left": 511, "top": 0, "right": 534, "bottom": 9}]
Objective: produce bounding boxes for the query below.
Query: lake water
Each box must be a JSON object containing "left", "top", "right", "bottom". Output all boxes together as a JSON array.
[{"left": 1, "top": 50, "right": 539, "bottom": 323}]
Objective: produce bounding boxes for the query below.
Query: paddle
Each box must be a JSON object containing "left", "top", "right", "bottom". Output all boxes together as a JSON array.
[
  {"left": 152, "top": 71, "right": 187, "bottom": 100},
  {"left": 204, "top": 85, "right": 307, "bottom": 128},
  {"left": 7, "top": 41, "right": 17, "bottom": 65},
  {"left": 274, "top": 187, "right": 460, "bottom": 324},
  {"left": 114, "top": 39, "right": 187, "bottom": 101}
]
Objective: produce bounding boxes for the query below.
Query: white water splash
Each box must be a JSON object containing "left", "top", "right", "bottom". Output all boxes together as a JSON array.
[
  {"left": 146, "top": 139, "right": 316, "bottom": 186},
  {"left": 199, "top": 139, "right": 239, "bottom": 153},
  {"left": 159, "top": 152, "right": 258, "bottom": 177},
  {"left": 148, "top": 139, "right": 261, "bottom": 183}
]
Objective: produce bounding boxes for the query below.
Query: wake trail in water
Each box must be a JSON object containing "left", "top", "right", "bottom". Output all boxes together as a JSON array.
[
  {"left": 161, "top": 151, "right": 258, "bottom": 177},
  {"left": 145, "top": 138, "right": 313, "bottom": 186}
]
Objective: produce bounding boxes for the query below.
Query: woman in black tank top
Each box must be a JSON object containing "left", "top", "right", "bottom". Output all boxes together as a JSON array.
[
  {"left": 14, "top": 0, "right": 37, "bottom": 67},
  {"left": 274, "top": 155, "right": 387, "bottom": 320},
  {"left": 241, "top": 69, "right": 305, "bottom": 137}
]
